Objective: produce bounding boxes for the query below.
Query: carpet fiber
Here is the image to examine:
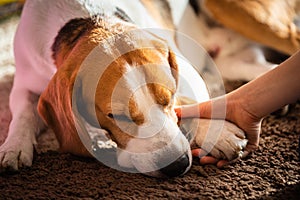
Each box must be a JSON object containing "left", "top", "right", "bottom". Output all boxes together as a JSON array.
[{"left": 0, "top": 14, "right": 299, "bottom": 200}]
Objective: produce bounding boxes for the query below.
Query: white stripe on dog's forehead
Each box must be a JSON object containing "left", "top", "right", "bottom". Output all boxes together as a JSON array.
[
  {"left": 110, "top": 64, "right": 175, "bottom": 115},
  {"left": 111, "top": 79, "right": 155, "bottom": 117}
]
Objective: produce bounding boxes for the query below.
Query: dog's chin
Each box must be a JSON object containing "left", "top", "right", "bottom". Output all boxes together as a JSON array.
[
  {"left": 117, "top": 149, "right": 157, "bottom": 173},
  {"left": 115, "top": 121, "right": 193, "bottom": 177},
  {"left": 117, "top": 148, "right": 191, "bottom": 178}
]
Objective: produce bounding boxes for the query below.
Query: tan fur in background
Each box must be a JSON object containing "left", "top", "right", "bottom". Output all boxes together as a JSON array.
[{"left": 205, "top": 0, "right": 300, "bottom": 55}]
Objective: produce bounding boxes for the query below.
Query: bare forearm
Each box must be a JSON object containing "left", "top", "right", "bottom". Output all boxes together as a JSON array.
[
  {"left": 177, "top": 51, "right": 300, "bottom": 120},
  {"left": 229, "top": 51, "right": 300, "bottom": 119},
  {"left": 175, "top": 50, "right": 300, "bottom": 159}
]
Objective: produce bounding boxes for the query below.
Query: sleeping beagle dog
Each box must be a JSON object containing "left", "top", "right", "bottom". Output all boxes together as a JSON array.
[{"left": 0, "top": 0, "right": 247, "bottom": 177}]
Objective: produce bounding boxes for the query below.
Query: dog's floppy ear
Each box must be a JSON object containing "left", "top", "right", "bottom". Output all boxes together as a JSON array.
[
  {"left": 38, "top": 69, "right": 117, "bottom": 159},
  {"left": 38, "top": 71, "right": 91, "bottom": 156}
]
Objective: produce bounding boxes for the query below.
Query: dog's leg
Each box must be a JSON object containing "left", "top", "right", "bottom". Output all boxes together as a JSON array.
[
  {"left": 0, "top": 84, "right": 45, "bottom": 171},
  {"left": 181, "top": 118, "right": 247, "bottom": 160}
]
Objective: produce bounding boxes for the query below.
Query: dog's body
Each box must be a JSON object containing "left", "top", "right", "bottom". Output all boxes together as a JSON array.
[{"left": 0, "top": 0, "right": 247, "bottom": 177}]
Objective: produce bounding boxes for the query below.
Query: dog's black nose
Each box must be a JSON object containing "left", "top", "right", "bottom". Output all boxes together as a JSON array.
[{"left": 160, "top": 153, "right": 190, "bottom": 177}]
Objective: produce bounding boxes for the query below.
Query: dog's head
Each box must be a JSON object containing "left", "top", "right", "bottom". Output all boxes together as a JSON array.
[{"left": 38, "top": 17, "right": 192, "bottom": 177}]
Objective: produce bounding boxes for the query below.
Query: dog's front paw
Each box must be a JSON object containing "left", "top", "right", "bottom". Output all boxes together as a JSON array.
[
  {"left": 0, "top": 139, "right": 34, "bottom": 171},
  {"left": 182, "top": 118, "right": 247, "bottom": 160}
]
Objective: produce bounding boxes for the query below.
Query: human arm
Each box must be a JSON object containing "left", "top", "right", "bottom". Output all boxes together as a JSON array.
[{"left": 176, "top": 50, "right": 300, "bottom": 165}]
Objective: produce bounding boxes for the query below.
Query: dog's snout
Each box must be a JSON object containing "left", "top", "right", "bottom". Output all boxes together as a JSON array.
[{"left": 160, "top": 153, "right": 190, "bottom": 177}]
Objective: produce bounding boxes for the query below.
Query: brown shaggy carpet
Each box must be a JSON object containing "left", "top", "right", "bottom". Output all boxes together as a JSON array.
[{"left": 0, "top": 14, "right": 299, "bottom": 200}]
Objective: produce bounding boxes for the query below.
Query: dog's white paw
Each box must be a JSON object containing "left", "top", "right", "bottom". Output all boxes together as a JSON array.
[
  {"left": 183, "top": 118, "right": 248, "bottom": 160},
  {"left": 0, "top": 138, "right": 34, "bottom": 171}
]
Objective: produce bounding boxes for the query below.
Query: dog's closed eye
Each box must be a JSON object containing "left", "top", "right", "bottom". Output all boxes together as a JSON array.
[
  {"left": 107, "top": 113, "right": 114, "bottom": 119},
  {"left": 107, "top": 113, "right": 132, "bottom": 122}
]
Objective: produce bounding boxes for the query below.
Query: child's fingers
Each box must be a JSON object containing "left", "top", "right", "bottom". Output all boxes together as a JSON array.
[
  {"left": 199, "top": 156, "right": 219, "bottom": 165},
  {"left": 192, "top": 148, "right": 208, "bottom": 158},
  {"left": 216, "top": 160, "right": 229, "bottom": 168},
  {"left": 192, "top": 148, "right": 229, "bottom": 168}
]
